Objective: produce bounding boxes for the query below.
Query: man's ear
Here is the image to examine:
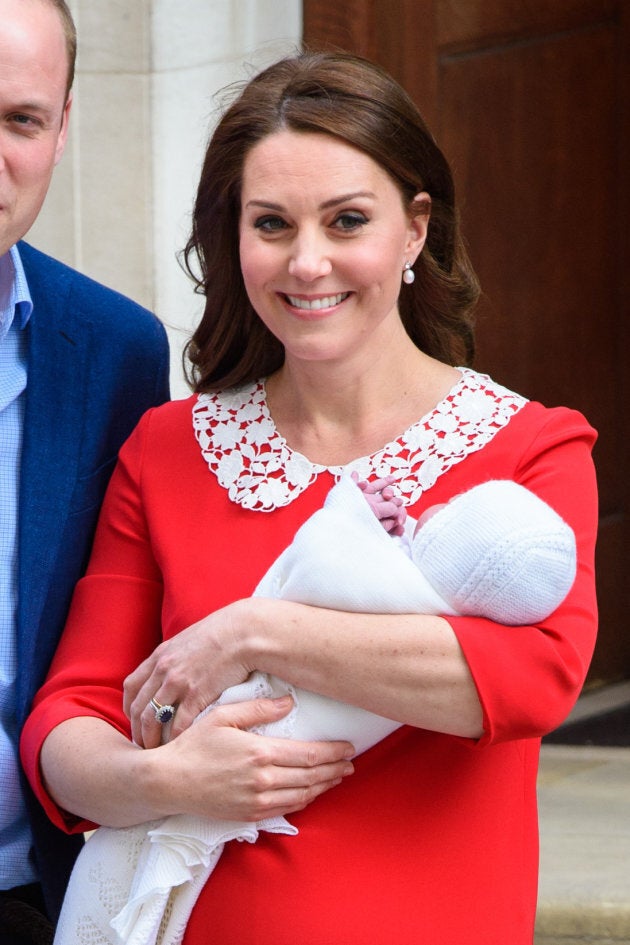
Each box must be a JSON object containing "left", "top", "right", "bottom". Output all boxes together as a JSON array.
[{"left": 54, "top": 92, "right": 73, "bottom": 166}]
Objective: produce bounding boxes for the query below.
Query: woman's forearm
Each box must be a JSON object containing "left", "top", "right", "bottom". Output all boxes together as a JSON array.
[
  {"left": 40, "top": 718, "right": 167, "bottom": 828},
  {"left": 245, "top": 600, "right": 484, "bottom": 739},
  {"left": 39, "top": 703, "right": 355, "bottom": 828},
  {"left": 124, "top": 598, "right": 484, "bottom": 747}
]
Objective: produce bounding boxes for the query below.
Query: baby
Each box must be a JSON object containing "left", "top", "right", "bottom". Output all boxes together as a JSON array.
[
  {"left": 355, "top": 473, "right": 577, "bottom": 626},
  {"left": 55, "top": 477, "right": 576, "bottom": 945}
]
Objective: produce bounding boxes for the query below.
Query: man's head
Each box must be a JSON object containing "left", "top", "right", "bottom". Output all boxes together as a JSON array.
[{"left": 0, "top": 0, "right": 76, "bottom": 256}]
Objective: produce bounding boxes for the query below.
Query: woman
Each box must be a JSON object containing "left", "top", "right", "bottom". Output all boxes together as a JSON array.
[{"left": 21, "top": 52, "right": 598, "bottom": 945}]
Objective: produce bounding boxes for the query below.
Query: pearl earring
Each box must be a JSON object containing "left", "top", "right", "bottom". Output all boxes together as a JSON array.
[{"left": 402, "top": 261, "right": 415, "bottom": 285}]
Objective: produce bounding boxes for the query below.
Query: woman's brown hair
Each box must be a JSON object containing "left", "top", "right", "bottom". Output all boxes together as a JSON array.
[{"left": 184, "top": 51, "right": 479, "bottom": 391}]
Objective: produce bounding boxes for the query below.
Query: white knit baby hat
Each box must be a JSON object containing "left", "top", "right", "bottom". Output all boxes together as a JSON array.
[{"left": 410, "top": 480, "right": 577, "bottom": 625}]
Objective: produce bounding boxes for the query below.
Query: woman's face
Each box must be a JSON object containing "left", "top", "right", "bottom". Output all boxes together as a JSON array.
[{"left": 239, "top": 130, "right": 428, "bottom": 368}]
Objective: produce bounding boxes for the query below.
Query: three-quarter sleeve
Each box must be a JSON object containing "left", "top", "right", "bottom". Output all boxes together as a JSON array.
[{"left": 447, "top": 405, "right": 598, "bottom": 745}]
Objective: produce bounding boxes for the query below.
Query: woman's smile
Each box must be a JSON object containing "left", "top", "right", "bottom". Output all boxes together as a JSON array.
[{"left": 281, "top": 291, "right": 352, "bottom": 315}]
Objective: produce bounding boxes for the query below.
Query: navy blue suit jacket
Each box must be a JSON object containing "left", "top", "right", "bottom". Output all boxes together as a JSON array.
[{"left": 15, "top": 241, "right": 170, "bottom": 919}]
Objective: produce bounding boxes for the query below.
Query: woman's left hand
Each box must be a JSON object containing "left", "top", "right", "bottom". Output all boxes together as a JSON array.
[{"left": 124, "top": 599, "right": 256, "bottom": 748}]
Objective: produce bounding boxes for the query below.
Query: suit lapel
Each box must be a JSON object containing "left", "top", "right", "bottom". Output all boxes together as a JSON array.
[{"left": 16, "top": 251, "right": 91, "bottom": 717}]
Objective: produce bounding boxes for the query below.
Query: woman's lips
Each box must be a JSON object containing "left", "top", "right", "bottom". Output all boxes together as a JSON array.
[{"left": 283, "top": 291, "right": 351, "bottom": 311}]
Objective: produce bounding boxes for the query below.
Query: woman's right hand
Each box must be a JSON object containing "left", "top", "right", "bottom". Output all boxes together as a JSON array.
[
  {"left": 39, "top": 698, "right": 354, "bottom": 829},
  {"left": 151, "top": 696, "right": 355, "bottom": 823}
]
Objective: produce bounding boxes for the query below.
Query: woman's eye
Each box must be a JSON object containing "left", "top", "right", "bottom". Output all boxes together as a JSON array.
[
  {"left": 333, "top": 212, "right": 368, "bottom": 232},
  {"left": 254, "top": 215, "right": 288, "bottom": 233}
]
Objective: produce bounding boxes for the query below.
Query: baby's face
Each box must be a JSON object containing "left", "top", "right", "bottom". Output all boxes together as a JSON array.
[{"left": 414, "top": 503, "right": 447, "bottom": 537}]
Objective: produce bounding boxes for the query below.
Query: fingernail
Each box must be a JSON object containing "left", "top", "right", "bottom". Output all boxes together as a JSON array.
[{"left": 273, "top": 695, "right": 293, "bottom": 707}]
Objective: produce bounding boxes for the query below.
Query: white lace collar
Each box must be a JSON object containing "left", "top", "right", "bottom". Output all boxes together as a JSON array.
[{"left": 192, "top": 368, "right": 527, "bottom": 512}]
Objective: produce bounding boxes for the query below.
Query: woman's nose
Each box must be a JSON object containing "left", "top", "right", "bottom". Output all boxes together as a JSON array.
[{"left": 288, "top": 233, "right": 333, "bottom": 282}]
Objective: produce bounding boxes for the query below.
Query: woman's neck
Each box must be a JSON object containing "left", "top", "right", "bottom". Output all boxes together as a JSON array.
[{"left": 265, "top": 344, "right": 461, "bottom": 467}]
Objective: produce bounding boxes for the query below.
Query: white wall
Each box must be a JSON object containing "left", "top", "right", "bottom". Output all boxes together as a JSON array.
[{"left": 27, "top": 0, "right": 301, "bottom": 399}]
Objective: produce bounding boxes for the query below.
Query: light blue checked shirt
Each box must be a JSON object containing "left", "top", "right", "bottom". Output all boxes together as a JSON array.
[{"left": 0, "top": 244, "right": 37, "bottom": 888}]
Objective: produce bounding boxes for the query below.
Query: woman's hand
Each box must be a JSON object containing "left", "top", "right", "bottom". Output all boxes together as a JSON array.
[
  {"left": 124, "top": 598, "right": 260, "bottom": 748},
  {"left": 155, "top": 697, "right": 355, "bottom": 823},
  {"left": 39, "top": 700, "right": 355, "bottom": 828}
]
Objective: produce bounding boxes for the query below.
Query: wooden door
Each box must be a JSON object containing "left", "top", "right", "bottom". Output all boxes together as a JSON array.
[{"left": 303, "top": 0, "right": 630, "bottom": 685}]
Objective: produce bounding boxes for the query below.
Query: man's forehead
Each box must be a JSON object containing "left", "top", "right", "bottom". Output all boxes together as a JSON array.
[{"left": 0, "top": 1, "right": 70, "bottom": 102}]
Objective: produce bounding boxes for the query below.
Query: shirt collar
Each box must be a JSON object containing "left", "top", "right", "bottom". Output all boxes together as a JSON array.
[{"left": 0, "top": 245, "right": 34, "bottom": 339}]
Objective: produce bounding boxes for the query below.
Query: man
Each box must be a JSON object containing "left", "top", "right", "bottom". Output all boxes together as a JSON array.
[{"left": 0, "top": 0, "right": 170, "bottom": 939}]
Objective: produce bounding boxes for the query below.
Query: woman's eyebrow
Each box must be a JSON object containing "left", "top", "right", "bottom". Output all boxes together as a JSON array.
[
  {"left": 319, "top": 191, "right": 376, "bottom": 209},
  {"left": 244, "top": 191, "right": 376, "bottom": 212}
]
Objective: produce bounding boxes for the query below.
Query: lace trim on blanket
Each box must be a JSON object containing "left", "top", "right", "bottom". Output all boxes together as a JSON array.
[{"left": 192, "top": 368, "right": 527, "bottom": 512}]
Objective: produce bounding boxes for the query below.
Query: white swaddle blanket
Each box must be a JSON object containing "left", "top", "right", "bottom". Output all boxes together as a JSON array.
[
  {"left": 53, "top": 476, "right": 454, "bottom": 945},
  {"left": 53, "top": 476, "right": 576, "bottom": 945}
]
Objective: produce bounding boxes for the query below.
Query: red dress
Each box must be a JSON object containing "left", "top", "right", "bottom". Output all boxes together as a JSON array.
[{"left": 21, "top": 370, "right": 598, "bottom": 945}]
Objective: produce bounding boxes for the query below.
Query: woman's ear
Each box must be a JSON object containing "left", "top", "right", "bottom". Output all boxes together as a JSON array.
[{"left": 405, "top": 191, "right": 432, "bottom": 261}]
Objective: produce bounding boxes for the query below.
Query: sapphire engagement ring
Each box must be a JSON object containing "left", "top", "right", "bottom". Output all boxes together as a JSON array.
[{"left": 149, "top": 697, "right": 176, "bottom": 724}]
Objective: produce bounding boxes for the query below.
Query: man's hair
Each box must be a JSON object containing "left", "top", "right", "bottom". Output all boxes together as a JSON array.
[{"left": 46, "top": 0, "right": 77, "bottom": 99}]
